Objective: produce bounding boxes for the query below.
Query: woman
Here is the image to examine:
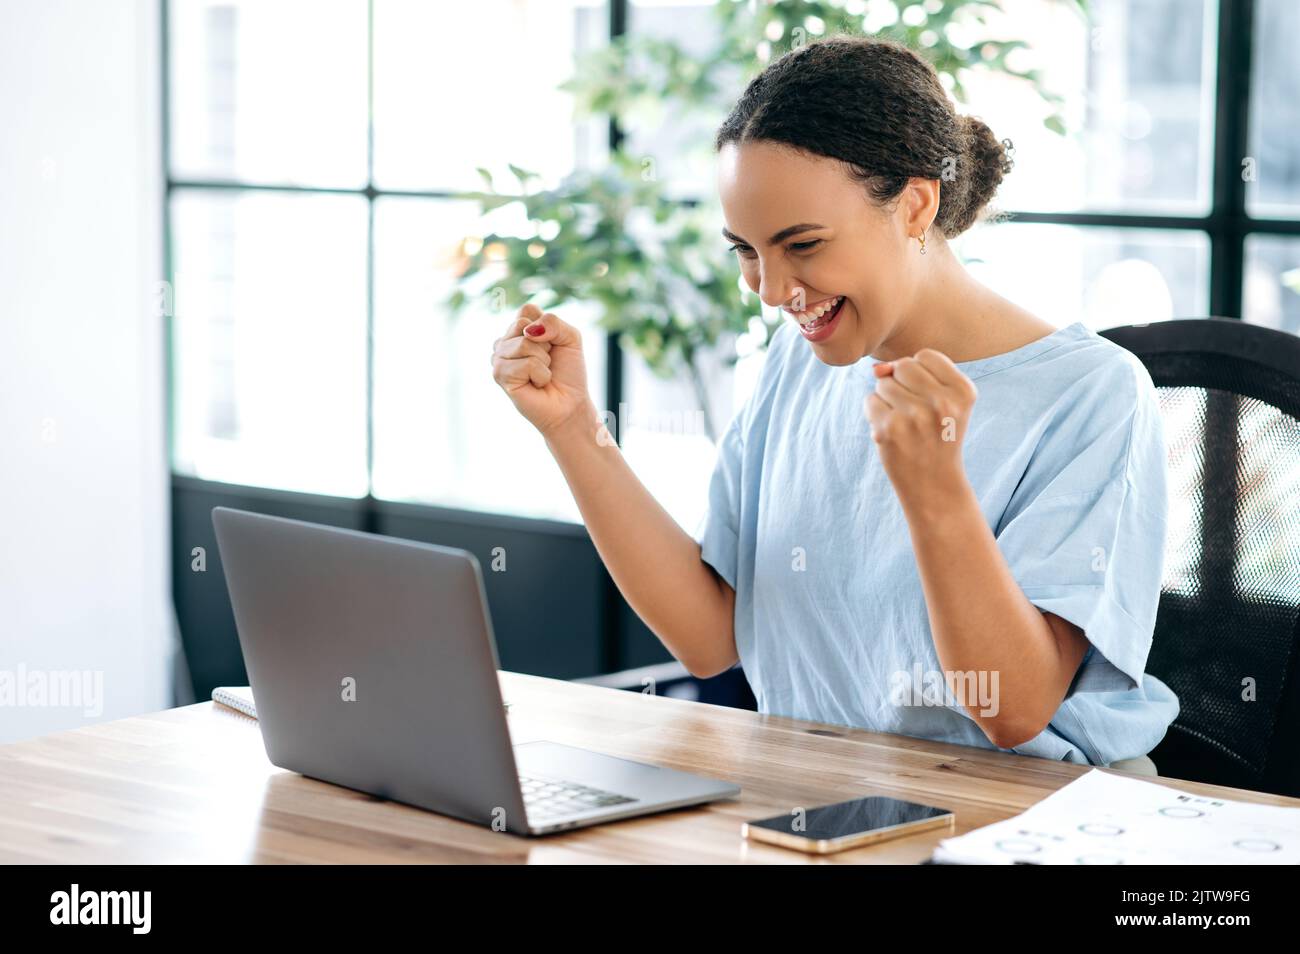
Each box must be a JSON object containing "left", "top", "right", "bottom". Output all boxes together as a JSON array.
[{"left": 489, "top": 35, "right": 1178, "bottom": 772}]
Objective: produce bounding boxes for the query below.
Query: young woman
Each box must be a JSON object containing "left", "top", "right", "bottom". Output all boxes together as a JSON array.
[{"left": 489, "top": 35, "right": 1177, "bottom": 772}]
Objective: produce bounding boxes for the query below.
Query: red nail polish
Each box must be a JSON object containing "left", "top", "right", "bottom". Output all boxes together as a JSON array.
[{"left": 525, "top": 323, "right": 544, "bottom": 336}]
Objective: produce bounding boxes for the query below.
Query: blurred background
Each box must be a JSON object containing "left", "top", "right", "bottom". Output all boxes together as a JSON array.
[{"left": 3, "top": 0, "right": 1298, "bottom": 744}]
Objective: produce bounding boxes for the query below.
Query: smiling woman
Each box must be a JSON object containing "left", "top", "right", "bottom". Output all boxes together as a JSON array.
[
  {"left": 697, "top": 35, "right": 1178, "bottom": 768},
  {"left": 489, "top": 34, "right": 1179, "bottom": 772},
  {"left": 711, "top": 33, "right": 1024, "bottom": 365}
]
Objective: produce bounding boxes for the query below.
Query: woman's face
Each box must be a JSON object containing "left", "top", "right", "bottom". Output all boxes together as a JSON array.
[{"left": 716, "top": 140, "right": 937, "bottom": 365}]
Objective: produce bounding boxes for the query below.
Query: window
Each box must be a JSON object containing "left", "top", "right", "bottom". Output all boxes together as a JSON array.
[
  {"left": 954, "top": 224, "right": 1210, "bottom": 328},
  {"left": 171, "top": 188, "right": 369, "bottom": 496},
  {"left": 962, "top": 0, "right": 1218, "bottom": 215},
  {"left": 1244, "top": 235, "right": 1300, "bottom": 334},
  {"left": 369, "top": 195, "right": 607, "bottom": 519},
  {"left": 165, "top": 0, "right": 1300, "bottom": 531},
  {"left": 1247, "top": 0, "right": 1300, "bottom": 218},
  {"left": 168, "top": 0, "right": 368, "bottom": 188},
  {"left": 166, "top": 0, "right": 607, "bottom": 521}
]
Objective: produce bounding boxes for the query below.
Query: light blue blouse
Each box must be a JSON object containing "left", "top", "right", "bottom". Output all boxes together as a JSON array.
[{"left": 694, "top": 319, "right": 1179, "bottom": 765}]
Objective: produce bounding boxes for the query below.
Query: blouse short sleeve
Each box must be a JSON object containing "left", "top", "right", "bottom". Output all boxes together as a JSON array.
[{"left": 993, "top": 352, "right": 1168, "bottom": 697}]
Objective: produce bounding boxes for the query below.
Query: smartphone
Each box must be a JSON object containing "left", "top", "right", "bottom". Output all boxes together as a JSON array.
[{"left": 742, "top": 795, "right": 955, "bottom": 854}]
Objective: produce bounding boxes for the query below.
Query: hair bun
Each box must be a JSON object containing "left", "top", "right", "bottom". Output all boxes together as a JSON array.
[{"left": 945, "top": 115, "right": 1014, "bottom": 235}]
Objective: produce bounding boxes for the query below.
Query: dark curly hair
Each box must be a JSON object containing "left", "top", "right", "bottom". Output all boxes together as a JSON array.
[{"left": 715, "top": 34, "right": 1015, "bottom": 240}]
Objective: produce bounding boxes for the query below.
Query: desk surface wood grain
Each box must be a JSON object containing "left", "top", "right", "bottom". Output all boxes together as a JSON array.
[{"left": 3, "top": 671, "right": 1297, "bottom": 864}]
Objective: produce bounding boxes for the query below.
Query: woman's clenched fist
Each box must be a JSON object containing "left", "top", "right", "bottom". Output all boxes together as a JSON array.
[
  {"left": 863, "top": 348, "right": 977, "bottom": 505},
  {"left": 491, "top": 303, "right": 596, "bottom": 438}
]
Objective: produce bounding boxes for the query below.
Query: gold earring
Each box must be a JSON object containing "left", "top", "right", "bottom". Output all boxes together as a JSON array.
[{"left": 918, "top": 231, "right": 927, "bottom": 255}]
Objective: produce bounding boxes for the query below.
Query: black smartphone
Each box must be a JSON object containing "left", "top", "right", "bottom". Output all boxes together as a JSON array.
[{"left": 742, "top": 795, "right": 955, "bottom": 854}]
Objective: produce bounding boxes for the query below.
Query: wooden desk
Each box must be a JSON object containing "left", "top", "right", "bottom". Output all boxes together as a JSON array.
[{"left": 3, "top": 671, "right": 1297, "bottom": 863}]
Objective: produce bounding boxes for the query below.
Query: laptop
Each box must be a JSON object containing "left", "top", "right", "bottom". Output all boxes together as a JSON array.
[{"left": 211, "top": 506, "right": 740, "bottom": 835}]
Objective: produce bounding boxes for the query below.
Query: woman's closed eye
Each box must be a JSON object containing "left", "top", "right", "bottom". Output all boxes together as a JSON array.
[{"left": 727, "top": 239, "right": 823, "bottom": 256}]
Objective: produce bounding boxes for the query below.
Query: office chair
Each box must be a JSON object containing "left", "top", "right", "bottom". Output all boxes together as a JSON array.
[
  {"left": 1100, "top": 318, "right": 1300, "bottom": 797},
  {"left": 576, "top": 660, "right": 757, "bottom": 710}
]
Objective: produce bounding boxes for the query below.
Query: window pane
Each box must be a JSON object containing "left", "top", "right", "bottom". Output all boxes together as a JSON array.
[
  {"left": 619, "top": 328, "right": 772, "bottom": 536},
  {"left": 169, "top": 0, "right": 368, "bottom": 187},
  {"left": 371, "top": 0, "right": 607, "bottom": 192},
  {"left": 624, "top": 0, "right": 735, "bottom": 201},
  {"left": 171, "top": 189, "right": 369, "bottom": 496},
  {"left": 619, "top": 343, "right": 741, "bottom": 535},
  {"left": 1244, "top": 234, "right": 1300, "bottom": 333},
  {"left": 960, "top": 0, "right": 1216, "bottom": 214},
  {"left": 1247, "top": 0, "right": 1300, "bottom": 217},
  {"left": 371, "top": 197, "right": 607, "bottom": 522},
  {"left": 952, "top": 222, "right": 1210, "bottom": 328}
]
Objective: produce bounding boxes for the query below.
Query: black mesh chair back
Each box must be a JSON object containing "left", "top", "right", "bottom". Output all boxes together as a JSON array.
[{"left": 1100, "top": 319, "right": 1300, "bottom": 796}]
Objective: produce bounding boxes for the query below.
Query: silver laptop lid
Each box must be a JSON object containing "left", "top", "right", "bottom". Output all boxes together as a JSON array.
[{"left": 211, "top": 506, "right": 529, "bottom": 832}]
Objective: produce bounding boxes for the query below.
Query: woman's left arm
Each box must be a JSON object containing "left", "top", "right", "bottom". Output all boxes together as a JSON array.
[{"left": 864, "top": 349, "right": 1091, "bottom": 749}]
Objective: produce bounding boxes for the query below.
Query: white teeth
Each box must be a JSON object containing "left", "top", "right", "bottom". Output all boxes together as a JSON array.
[{"left": 792, "top": 296, "right": 842, "bottom": 325}]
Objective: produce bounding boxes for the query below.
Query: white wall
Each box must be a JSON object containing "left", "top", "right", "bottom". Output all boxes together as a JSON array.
[{"left": 0, "top": 0, "right": 173, "bottom": 743}]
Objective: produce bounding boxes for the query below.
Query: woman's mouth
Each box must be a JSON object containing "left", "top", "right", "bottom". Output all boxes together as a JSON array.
[{"left": 789, "top": 295, "right": 847, "bottom": 342}]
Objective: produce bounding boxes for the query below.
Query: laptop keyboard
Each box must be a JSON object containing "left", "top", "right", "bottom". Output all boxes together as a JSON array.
[{"left": 519, "top": 773, "right": 638, "bottom": 821}]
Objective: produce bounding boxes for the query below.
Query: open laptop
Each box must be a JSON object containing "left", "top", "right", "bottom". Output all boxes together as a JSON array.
[{"left": 211, "top": 506, "right": 740, "bottom": 835}]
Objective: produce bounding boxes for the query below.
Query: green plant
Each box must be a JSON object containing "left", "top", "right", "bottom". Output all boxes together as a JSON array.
[{"left": 448, "top": 0, "right": 1087, "bottom": 440}]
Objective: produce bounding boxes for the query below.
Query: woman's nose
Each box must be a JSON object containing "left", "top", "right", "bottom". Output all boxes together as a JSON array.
[{"left": 757, "top": 271, "right": 799, "bottom": 310}]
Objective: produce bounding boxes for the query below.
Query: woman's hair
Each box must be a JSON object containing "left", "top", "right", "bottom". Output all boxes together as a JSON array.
[{"left": 714, "top": 34, "right": 1014, "bottom": 240}]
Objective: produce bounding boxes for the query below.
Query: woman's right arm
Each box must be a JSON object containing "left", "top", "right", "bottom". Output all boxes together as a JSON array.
[{"left": 491, "top": 304, "right": 739, "bottom": 678}]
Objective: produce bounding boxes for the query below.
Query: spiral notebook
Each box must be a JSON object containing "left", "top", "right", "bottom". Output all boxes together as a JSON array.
[
  {"left": 211, "top": 686, "right": 511, "bottom": 720},
  {"left": 211, "top": 685, "right": 257, "bottom": 718}
]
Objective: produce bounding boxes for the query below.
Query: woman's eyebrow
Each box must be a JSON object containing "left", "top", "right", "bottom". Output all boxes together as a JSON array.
[{"left": 721, "top": 223, "right": 826, "bottom": 246}]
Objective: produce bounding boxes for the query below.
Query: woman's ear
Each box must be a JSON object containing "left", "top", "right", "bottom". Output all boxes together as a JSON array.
[{"left": 900, "top": 176, "right": 941, "bottom": 238}]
